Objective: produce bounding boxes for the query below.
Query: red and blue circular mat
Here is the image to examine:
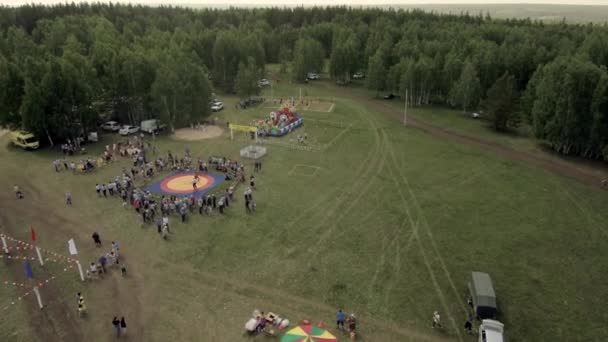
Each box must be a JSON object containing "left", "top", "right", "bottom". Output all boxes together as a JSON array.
[{"left": 144, "top": 171, "right": 224, "bottom": 197}]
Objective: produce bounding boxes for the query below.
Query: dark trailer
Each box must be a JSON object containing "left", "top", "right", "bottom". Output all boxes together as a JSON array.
[{"left": 468, "top": 271, "right": 497, "bottom": 319}]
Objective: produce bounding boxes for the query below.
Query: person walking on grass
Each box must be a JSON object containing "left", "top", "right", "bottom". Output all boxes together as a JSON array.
[
  {"left": 92, "top": 232, "right": 102, "bottom": 247},
  {"left": 432, "top": 311, "right": 442, "bottom": 328},
  {"left": 336, "top": 309, "right": 346, "bottom": 330},
  {"left": 95, "top": 183, "right": 101, "bottom": 197},
  {"left": 65, "top": 191, "right": 72, "bottom": 205},
  {"left": 101, "top": 184, "right": 107, "bottom": 197},
  {"left": 112, "top": 316, "right": 121, "bottom": 338},
  {"left": 120, "top": 317, "right": 127, "bottom": 335}
]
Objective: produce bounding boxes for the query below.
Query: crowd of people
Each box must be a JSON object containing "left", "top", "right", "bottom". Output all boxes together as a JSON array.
[
  {"left": 86, "top": 235, "right": 126, "bottom": 280},
  {"left": 92, "top": 146, "right": 261, "bottom": 243}
]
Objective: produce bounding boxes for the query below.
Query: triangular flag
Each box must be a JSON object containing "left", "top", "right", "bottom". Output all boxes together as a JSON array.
[
  {"left": 67, "top": 239, "right": 78, "bottom": 255},
  {"left": 31, "top": 226, "right": 36, "bottom": 242},
  {"left": 25, "top": 261, "right": 34, "bottom": 279}
]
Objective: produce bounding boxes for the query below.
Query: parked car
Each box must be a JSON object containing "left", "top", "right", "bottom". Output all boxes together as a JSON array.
[
  {"left": 336, "top": 79, "right": 349, "bottom": 86},
  {"left": 383, "top": 93, "right": 395, "bottom": 100},
  {"left": 478, "top": 320, "right": 504, "bottom": 342},
  {"left": 101, "top": 121, "right": 121, "bottom": 132},
  {"left": 353, "top": 72, "right": 365, "bottom": 79},
  {"left": 307, "top": 72, "right": 320, "bottom": 80},
  {"left": 211, "top": 102, "right": 224, "bottom": 112},
  {"left": 140, "top": 119, "right": 166, "bottom": 134},
  {"left": 468, "top": 271, "right": 497, "bottom": 319},
  {"left": 10, "top": 131, "right": 39, "bottom": 150},
  {"left": 258, "top": 79, "right": 270, "bottom": 86},
  {"left": 119, "top": 125, "right": 140, "bottom": 136}
]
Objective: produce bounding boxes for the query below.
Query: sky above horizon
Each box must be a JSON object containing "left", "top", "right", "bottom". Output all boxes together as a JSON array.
[{"left": 2, "top": 0, "right": 608, "bottom": 6}]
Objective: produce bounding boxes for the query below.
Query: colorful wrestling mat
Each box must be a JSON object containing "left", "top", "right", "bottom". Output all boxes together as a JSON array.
[{"left": 144, "top": 171, "right": 224, "bottom": 197}]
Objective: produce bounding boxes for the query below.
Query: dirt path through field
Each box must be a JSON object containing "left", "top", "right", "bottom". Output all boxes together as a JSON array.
[
  {"left": 329, "top": 84, "right": 608, "bottom": 188},
  {"left": 0, "top": 180, "right": 145, "bottom": 342}
]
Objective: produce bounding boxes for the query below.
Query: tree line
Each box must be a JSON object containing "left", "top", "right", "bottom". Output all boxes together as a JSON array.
[{"left": 0, "top": 4, "right": 606, "bottom": 159}]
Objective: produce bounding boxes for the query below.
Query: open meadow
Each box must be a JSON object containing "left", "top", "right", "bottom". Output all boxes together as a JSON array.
[{"left": 1, "top": 77, "right": 608, "bottom": 342}]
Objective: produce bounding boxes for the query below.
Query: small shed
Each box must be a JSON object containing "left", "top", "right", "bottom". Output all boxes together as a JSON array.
[{"left": 468, "top": 271, "right": 497, "bottom": 319}]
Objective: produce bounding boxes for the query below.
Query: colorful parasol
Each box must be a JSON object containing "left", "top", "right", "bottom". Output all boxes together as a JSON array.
[{"left": 281, "top": 324, "right": 337, "bottom": 342}]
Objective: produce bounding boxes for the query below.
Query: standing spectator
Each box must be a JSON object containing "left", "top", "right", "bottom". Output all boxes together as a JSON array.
[
  {"left": 224, "top": 189, "right": 230, "bottom": 207},
  {"left": 336, "top": 309, "right": 346, "bottom": 330},
  {"left": 161, "top": 224, "right": 169, "bottom": 240},
  {"left": 99, "top": 255, "right": 107, "bottom": 273},
  {"left": 92, "top": 232, "right": 102, "bottom": 247},
  {"left": 14, "top": 185, "right": 23, "bottom": 199},
  {"left": 250, "top": 175, "right": 256, "bottom": 189},
  {"left": 120, "top": 317, "right": 127, "bottom": 335},
  {"left": 156, "top": 217, "right": 162, "bottom": 234},
  {"left": 212, "top": 194, "right": 217, "bottom": 208},
  {"left": 432, "top": 311, "right": 442, "bottom": 328},
  {"left": 95, "top": 183, "right": 101, "bottom": 196},
  {"left": 112, "top": 317, "right": 121, "bottom": 337},
  {"left": 218, "top": 197, "right": 225, "bottom": 214},
  {"left": 464, "top": 317, "right": 473, "bottom": 334},
  {"left": 180, "top": 205, "right": 187, "bottom": 222},
  {"left": 347, "top": 313, "right": 356, "bottom": 332},
  {"left": 162, "top": 216, "right": 169, "bottom": 232},
  {"left": 197, "top": 196, "right": 204, "bottom": 215},
  {"left": 65, "top": 192, "right": 72, "bottom": 205},
  {"left": 111, "top": 241, "right": 119, "bottom": 256},
  {"left": 101, "top": 184, "right": 107, "bottom": 197}
]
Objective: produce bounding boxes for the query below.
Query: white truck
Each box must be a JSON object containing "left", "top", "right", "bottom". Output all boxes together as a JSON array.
[
  {"left": 479, "top": 319, "right": 505, "bottom": 342},
  {"left": 140, "top": 119, "right": 166, "bottom": 134}
]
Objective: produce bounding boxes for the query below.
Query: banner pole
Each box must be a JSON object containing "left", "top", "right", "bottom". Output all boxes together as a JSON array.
[
  {"left": 35, "top": 246, "right": 44, "bottom": 266},
  {"left": 1, "top": 236, "right": 8, "bottom": 254},
  {"left": 75, "top": 260, "right": 85, "bottom": 281},
  {"left": 32, "top": 286, "right": 43, "bottom": 309}
]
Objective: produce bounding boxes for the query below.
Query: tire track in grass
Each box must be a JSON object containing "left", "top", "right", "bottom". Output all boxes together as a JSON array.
[
  {"left": 380, "top": 128, "right": 463, "bottom": 341},
  {"left": 279, "top": 104, "right": 383, "bottom": 244},
  {"left": 385, "top": 128, "right": 470, "bottom": 315},
  {"left": 305, "top": 107, "right": 388, "bottom": 263}
]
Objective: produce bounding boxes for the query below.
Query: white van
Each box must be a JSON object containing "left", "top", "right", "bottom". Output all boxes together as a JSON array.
[
  {"left": 479, "top": 319, "right": 504, "bottom": 342},
  {"left": 140, "top": 119, "right": 166, "bottom": 134}
]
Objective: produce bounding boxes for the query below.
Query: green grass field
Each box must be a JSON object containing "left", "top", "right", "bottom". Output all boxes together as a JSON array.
[{"left": 1, "top": 76, "right": 608, "bottom": 342}]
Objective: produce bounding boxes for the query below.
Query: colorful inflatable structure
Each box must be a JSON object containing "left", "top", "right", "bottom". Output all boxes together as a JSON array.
[{"left": 253, "top": 107, "right": 303, "bottom": 137}]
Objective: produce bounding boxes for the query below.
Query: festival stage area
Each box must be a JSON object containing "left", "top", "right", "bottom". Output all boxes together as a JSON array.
[{"left": 144, "top": 171, "right": 224, "bottom": 197}]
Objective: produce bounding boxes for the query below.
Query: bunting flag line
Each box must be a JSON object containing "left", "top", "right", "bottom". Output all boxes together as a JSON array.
[{"left": 0, "top": 233, "right": 77, "bottom": 263}]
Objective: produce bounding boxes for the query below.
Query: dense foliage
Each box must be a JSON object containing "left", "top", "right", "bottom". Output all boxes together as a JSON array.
[{"left": 0, "top": 4, "right": 606, "bottom": 159}]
